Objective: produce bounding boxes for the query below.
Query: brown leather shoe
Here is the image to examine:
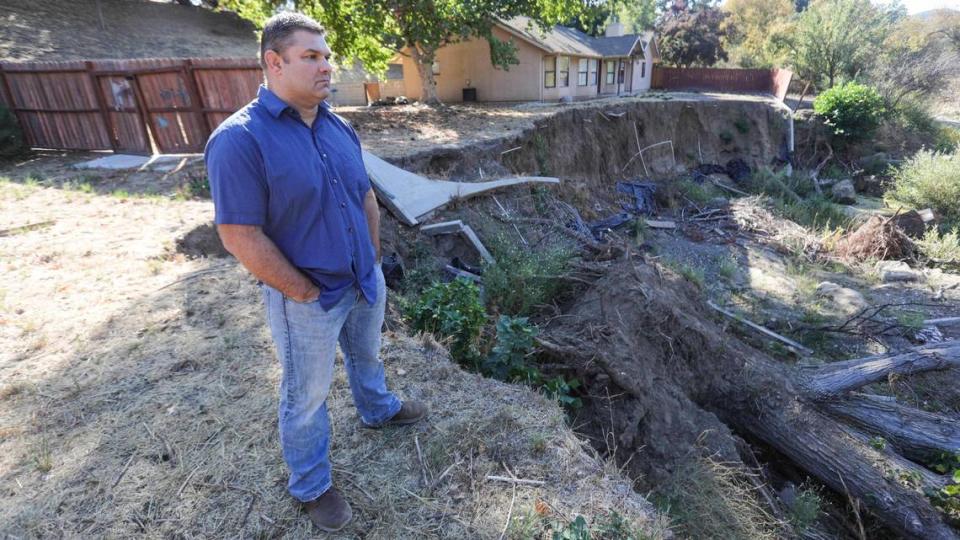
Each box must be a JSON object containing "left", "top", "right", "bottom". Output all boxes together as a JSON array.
[
  {"left": 303, "top": 488, "right": 352, "bottom": 532},
  {"left": 385, "top": 400, "right": 428, "bottom": 426}
]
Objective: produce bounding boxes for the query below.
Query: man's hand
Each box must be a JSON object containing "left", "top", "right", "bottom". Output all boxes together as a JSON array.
[
  {"left": 363, "top": 188, "right": 381, "bottom": 262},
  {"left": 217, "top": 224, "right": 319, "bottom": 301}
]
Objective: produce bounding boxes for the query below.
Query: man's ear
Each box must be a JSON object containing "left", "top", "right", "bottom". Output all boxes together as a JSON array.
[{"left": 263, "top": 49, "right": 284, "bottom": 77}]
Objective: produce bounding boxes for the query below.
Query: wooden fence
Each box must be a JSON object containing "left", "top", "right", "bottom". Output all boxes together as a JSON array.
[
  {"left": 0, "top": 57, "right": 262, "bottom": 154},
  {"left": 651, "top": 66, "right": 793, "bottom": 102}
]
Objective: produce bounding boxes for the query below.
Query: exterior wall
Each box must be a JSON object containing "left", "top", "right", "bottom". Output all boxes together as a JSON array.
[
  {"left": 600, "top": 57, "right": 635, "bottom": 95},
  {"left": 542, "top": 54, "right": 600, "bottom": 101},
  {"left": 399, "top": 26, "right": 543, "bottom": 102},
  {"left": 631, "top": 48, "right": 654, "bottom": 92},
  {"left": 329, "top": 83, "right": 366, "bottom": 106}
]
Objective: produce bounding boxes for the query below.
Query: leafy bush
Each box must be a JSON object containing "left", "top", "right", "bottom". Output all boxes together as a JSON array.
[
  {"left": 483, "top": 235, "right": 573, "bottom": 317},
  {"left": 407, "top": 278, "right": 486, "bottom": 365},
  {"left": 0, "top": 103, "right": 26, "bottom": 159},
  {"left": 886, "top": 150, "right": 960, "bottom": 226},
  {"left": 917, "top": 227, "right": 960, "bottom": 269},
  {"left": 813, "top": 82, "right": 886, "bottom": 142},
  {"left": 542, "top": 376, "right": 582, "bottom": 410},
  {"left": 483, "top": 315, "right": 539, "bottom": 382}
]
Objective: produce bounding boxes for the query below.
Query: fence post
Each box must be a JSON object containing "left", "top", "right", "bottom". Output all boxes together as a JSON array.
[
  {"left": 86, "top": 61, "right": 119, "bottom": 152},
  {"left": 183, "top": 59, "right": 212, "bottom": 144}
]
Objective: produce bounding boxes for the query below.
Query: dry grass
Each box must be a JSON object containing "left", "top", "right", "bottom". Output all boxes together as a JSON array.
[{"left": 0, "top": 172, "right": 666, "bottom": 538}]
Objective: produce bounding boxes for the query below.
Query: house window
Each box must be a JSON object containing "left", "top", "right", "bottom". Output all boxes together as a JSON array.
[
  {"left": 432, "top": 61, "right": 440, "bottom": 75},
  {"left": 558, "top": 56, "right": 570, "bottom": 87},
  {"left": 577, "top": 58, "right": 588, "bottom": 86},
  {"left": 589, "top": 59, "right": 598, "bottom": 85},
  {"left": 544, "top": 56, "right": 556, "bottom": 88},
  {"left": 386, "top": 63, "right": 404, "bottom": 80},
  {"left": 605, "top": 60, "right": 615, "bottom": 84},
  {"left": 618, "top": 61, "right": 625, "bottom": 84},
  {"left": 641, "top": 61, "right": 646, "bottom": 78}
]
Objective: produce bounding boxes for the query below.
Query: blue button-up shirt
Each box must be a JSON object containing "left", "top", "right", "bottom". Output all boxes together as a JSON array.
[{"left": 204, "top": 86, "right": 378, "bottom": 310}]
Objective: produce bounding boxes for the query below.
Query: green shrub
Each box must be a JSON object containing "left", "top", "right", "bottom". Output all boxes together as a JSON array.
[
  {"left": 778, "top": 195, "right": 851, "bottom": 232},
  {"left": 813, "top": 82, "right": 886, "bottom": 142},
  {"left": 407, "top": 279, "right": 486, "bottom": 366},
  {"left": 917, "top": 227, "right": 960, "bottom": 269},
  {"left": 483, "top": 315, "right": 540, "bottom": 382},
  {"left": 483, "top": 235, "right": 573, "bottom": 317},
  {"left": 886, "top": 150, "right": 960, "bottom": 227},
  {"left": 0, "top": 103, "right": 26, "bottom": 159}
]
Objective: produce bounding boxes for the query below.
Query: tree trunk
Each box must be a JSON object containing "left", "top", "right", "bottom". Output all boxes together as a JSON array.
[
  {"left": 542, "top": 260, "right": 960, "bottom": 539},
  {"left": 801, "top": 342, "right": 960, "bottom": 398},
  {"left": 822, "top": 393, "right": 960, "bottom": 462},
  {"left": 410, "top": 46, "right": 441, "bottom": 106}
]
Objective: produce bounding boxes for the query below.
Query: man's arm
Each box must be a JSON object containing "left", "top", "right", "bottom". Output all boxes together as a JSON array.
[
  {"left": 363, "top": 187, "right": 381, "bottom": 262},
  {"left": 218, "top": 224, "right": 320, "bottom": 303}
]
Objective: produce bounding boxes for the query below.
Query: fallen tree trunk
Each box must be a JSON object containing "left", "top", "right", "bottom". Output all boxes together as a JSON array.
[
  {"left": 821, "top": 393, "right": 960, "bottom": 462},
  {"left": 542, "top": 259, "right": 960, "bottom": 539},
  {"left": 801, "top": 342, "right": 960, "bottom": 398}
]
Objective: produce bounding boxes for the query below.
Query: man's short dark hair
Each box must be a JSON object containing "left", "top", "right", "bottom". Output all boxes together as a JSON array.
[{"left": 260, "top": 12, "right": 326, "bottom": 67}]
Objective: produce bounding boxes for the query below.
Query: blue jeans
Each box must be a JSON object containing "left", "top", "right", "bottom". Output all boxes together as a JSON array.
[{"left": 261, "top": 265, "right": 401, "bottom": 502}]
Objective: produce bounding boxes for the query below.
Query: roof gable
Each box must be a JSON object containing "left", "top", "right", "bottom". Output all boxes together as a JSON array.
[{"left": 497, "top": 17, "right": 654, "bottom": 59}]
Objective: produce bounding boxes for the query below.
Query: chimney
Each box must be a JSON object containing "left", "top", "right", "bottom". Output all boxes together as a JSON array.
[{"left": 605, "top": 21, "right": 624, "bottom": 37}]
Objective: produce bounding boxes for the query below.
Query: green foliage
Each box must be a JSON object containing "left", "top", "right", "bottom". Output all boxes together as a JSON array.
[
  {"left": 483, "top": 235, "right": 573, "bottom": 317},
  {"left": 657, "top": 3, "right": 732, "bottom": 67},
  {"left": 177, "top": 175, "right": 211, "bottom": 200},
  {"left": 552, "top": 516, "right": 590, "bottom": 540},
  {"left": 927, "top": 454, "right": 960, "bottom": 521},
  {"left": 0, "top": 104, "right": 26, "bottom": 159},
  {"left": 663, "top": 259, "right": 705, "bottom": 288},
  {"left": 223, "top": 0, "right": 588, "bottom": 103},
  {"left": 813, "top": 82, "right": 886, "bottom": 142},
  {"left": 778, "top": 195, "right": 851, "bottom": 231},
  {"left": 483, "top": 315, "right": 540, "bottom": 382},
  {"left": 917, "top": 227, "right": 960, "bottom": 269},
  {"left": 779, "top": 0, "right": 900, "bottom": 88},
  {"left": 408, "top": 279, "right": 486, "bottom": 365},
  {"left": 869, "top": 436, "right": 887, "bottom": 450},
  {"left": 723, "top": 0, "right": 793, "bottom": 67},
  {"left": 936, "top": 127, "right": 960, "bottom": 155},
  {"left": 788, "top": 487, "right": 822, "bottom": 533},
  {"left": 542, "top": 376, "right": 582, "bottom": 409},
  {"left": 886, "top": 150, "right": 960, "bottom": 227}
]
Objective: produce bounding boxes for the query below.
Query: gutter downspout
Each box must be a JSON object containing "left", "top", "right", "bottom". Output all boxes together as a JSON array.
[{"left": 774, "top": 100, "right": 795, "bottom": 175}]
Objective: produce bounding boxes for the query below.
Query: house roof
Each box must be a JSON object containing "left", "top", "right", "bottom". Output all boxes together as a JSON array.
[{"left": 497, "top": 17, "right": 655, "bottom": 59}]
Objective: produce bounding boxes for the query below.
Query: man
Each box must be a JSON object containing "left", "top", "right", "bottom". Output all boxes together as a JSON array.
[{"left": 204, "top": 12, "right": 427, "bottom": 532}]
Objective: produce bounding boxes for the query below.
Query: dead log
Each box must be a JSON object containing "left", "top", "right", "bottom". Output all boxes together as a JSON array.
[
  {"left": 801, "top": 342, "right": 960, "bottom": 398},
  {"left": 821, "top": 393, "right": 960, "bottom": 462},
  {"left": 541, "top": 260, "right": 960, "bottom": 539}
]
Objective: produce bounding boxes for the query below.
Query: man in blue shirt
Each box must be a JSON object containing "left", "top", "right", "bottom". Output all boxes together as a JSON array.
[{"left": 204, "top": 12, "right": 427, "bottom": 532}]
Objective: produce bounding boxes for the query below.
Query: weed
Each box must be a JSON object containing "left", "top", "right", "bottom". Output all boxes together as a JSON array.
[
  {"left": 147, "top": 259, "right": 164, "bottom": 275},
  {"left": 663, "top": 259, "right": 705, "bottom": 288},
  {"left": 483, "top": 315, "right": 539, "bottom": 382},
  {"left": 594, "top": 511, "right": 655, "bottom": 539},
  {"left": 33, "top": 438, "right": 53, "bottom": 473},
  {"left": 551, "top": 515, "right": 590, "bottom": 540},
  {"left": 869, "top": 436, "right": 887, "bottom": 450},
  {"left": 719, "top": 131, "right": 734, "bottom": 144},
  {"left": 533, "top": 133, "right": 550, "bottom": 175},
  {"left": 483, "top": 234, "right": 573, "bottom": 317},
  {"left": 542, "top": 376, "right": 582, "bottom": 410},
  {"left": 886, "top": 150, "right": 960, "bottom": 227},
  {"left": 894, "top": 310, "right": 926, "bottom": 333},
  {"left": 655, "top": 457, "right": 783, "bottom": 539},
  {"left": 788, "top": 487, "right": 822, "bottom": 533},
  {"left": 407, "top": 279, "right": 486, "bottom": 367},
  {"left": 176, "top": 175, "right": 211, "bottom": 200},
  {"left": 778, "top": 196, "right": 851, "bottom": 232},
  {"left": 507, "top": 507, "right": 546, "bottom": 539},
  {"left": 112, "top": 189, "right": 131, "bottom": 200},
  {"left": 717, "top": 255, "right": 738, "bottom": 281},
  {"left": 733, "top": 117, "right": 750, "bottom": 134},
  {"left": 630, "top": 218, "right": 648, "bottom": 244},
  {"left": 529, "top": 433, "right": 547, "bottom": 455},
  {"left": 917, "top": 227, "right": 960, "bottom": 270}
]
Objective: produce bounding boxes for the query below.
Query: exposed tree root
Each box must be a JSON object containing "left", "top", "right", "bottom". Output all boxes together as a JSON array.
[{"left": 542, "top": 257, "right": 960, "bottom": 539}]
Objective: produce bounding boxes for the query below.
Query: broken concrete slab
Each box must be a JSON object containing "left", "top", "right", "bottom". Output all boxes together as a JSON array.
[
  {"left": 363, "top": 150, "right": 559, "bottom": 226},
  {"left": 831, "top": 179, "right": 857, "bottom": 205},
  {"left": 73, "top": 153, "right": 202, "bottom": 171},
  {"left": 421, "top": 220, "right": 495, "bottom": 265}
]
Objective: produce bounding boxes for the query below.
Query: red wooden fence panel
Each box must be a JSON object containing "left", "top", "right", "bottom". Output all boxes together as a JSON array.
[
  {"left": 0, "top": 60, "right": 112, "bottom": 150},
  {"left": 189, "top": 57, "right": 261, "bottom": 129}
]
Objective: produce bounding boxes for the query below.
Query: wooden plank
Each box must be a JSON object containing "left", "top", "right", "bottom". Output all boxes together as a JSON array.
[{"left": 421, "top": 220, "right": 465, "bottom": 235}]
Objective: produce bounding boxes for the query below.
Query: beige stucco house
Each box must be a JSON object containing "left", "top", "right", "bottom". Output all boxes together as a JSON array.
[{"left": 332, "top": 17, "right": 659, "bottom": 105}]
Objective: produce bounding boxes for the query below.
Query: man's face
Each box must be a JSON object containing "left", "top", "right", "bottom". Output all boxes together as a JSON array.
[{"left": 268, "top": 30, "right": 334, "bottom": 104}]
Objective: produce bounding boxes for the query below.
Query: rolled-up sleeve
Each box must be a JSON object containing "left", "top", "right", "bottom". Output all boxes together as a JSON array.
[{"left": 204, "top": 127, "right": 268, "bottom": 226}]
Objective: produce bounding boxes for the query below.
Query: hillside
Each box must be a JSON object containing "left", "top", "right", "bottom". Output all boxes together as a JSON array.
[{"left": 0, "top": 0, "right": 258, "bottom": 62}]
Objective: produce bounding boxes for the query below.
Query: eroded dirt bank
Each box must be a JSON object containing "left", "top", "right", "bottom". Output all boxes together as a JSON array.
[{"left": 383, "top": 97, "right": 791, "bottom": 182}]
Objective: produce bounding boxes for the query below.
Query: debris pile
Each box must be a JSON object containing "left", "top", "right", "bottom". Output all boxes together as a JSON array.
[{"left": 835, "top": 214, "right": 916, "bottom": 262}]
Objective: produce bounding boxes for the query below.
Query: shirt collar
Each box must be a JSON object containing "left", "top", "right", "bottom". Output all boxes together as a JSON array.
[{"left": 258, "top": 85, "right": 332, "bottom": 119}]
